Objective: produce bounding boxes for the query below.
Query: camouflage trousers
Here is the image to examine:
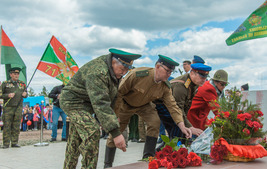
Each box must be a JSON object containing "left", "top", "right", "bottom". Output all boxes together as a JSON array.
[
  {"left": 63, "top": 110, "right": 100, "bottom": 169},
  {"left": 2, "top": 106, "right": 22, "bottom": 146}
]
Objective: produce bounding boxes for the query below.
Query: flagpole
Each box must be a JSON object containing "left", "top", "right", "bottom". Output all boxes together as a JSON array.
[
  {"left": 26, "top": 68, "right": 38, "bottom": 88},
  {"left": 26, "top": 36, "right": 54, "bottom": 89}
]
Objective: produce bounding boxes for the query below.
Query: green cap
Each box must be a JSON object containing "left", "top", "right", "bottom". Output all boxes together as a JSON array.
[
  {"left": 9, "top": 67, "right": 21, "bottom": 73},
  {"left": 109, "top": 48, "right": 141, "bottom": 69},
  {"left": 212, "top": 69, "right": 228, "bottom": 83},
  {"left": 157, "top": 54, "right": 179, "bottom": 70}
]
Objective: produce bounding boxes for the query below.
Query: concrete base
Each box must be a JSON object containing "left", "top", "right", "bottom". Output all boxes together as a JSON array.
[
  {"left": 109, "top": 157, "right": 267, "bottom": 169},
  {"left": 34, "top": 142, "right": 49, "bottom": 147}
]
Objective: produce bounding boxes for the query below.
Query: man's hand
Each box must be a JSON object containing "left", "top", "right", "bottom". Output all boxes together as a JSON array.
[
  {"left": 113, "top": 134, "right": 126, "bottom": 152},
  {"left": 22, "top": 92, "right": 27, "bottom": 97},
  {"left": 189, "top": 127, "right": 203, "bottom": 136},
  {"left": 177, "top": 122, "right": 192, "bottom": 139},
  {"left": 8, "top": 93, "right": 15, "bottom": 98},
  {"left": 57, "top": 94, "right": 61, "bottom": 99}
]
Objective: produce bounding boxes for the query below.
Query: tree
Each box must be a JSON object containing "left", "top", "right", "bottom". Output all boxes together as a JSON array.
[
  {"left": 38, "top": 86, "right": 49, "bottom": 97},
  {"left": 28, "top": 87, "right": 36, "bottom": 97}
]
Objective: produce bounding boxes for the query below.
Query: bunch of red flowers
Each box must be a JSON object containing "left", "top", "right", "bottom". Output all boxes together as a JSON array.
[
  {"left": 207, "top": 88, "right": 266, "bottom": 144},
  {"left": 210, "top": 144, "right": 228, "bottom": 164},
  {"left": 237, "top": 110, "right": 263, "bottom": 132},
  {"left": 148, "top": 145, "right": 202, "bottom": 169},
  {"left": 207, "top": 109, "right": 265, "bottom": 143}
]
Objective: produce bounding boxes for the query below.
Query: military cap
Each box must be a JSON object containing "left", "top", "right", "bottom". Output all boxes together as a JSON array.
[
  {"left": 109, "top": 48, "right": 141, "bottom": 69},
  {"left": 191, "top": 63, "right": 211, "bottom": 78},
  {"left": 241, "top": 83, "right": 249, "bottom": 91},
  {"left": 157, "top": 54, "right": 179, "bottom": 71},
  {"left": 9, "top": 67, "right": 21, "bottom": 73},
  {"left": 193, "top": 55, "right": 205, "bottom": 64},
  {"left": 212, "top": 69, "right": 228, "bottom": 83}
]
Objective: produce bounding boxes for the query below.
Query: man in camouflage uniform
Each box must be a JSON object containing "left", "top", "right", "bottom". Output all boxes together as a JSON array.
[
  {"left": 155, "top": 63, "right": 212, "bottom": 150},
  {"left": 0, "top": 67, "right": 28, "bottom": 149},
  {"left": 59, "top": 48, "right": 141, "bottom": 169},
  {"left": 104, "top": 55, "right": 192, "bottom": 168}
]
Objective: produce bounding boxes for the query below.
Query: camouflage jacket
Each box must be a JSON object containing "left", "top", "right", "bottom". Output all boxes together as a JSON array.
[
  {"left": 0, "top": 79, "right": 27, "bottom": 107},
  {"left": 170, "top": 73, "right": 198, "bottom": 128},
  {"left": 60, "top": 54, "right": 120, "bottom": 138}
]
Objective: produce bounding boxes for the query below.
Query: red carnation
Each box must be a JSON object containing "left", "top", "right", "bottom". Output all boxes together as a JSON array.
[
  {"left": 237, "top": 113, "right": 252, "bottom": 121},
  {"left": 223, "top": 111, "right": 230, "bottom": 118},
  {"left": 177, "top": 148, "right": 188, "bottom": 158},
  {"left": 172, "top": 159, "right": 179, "bottom": 168},
  {"left": 177, "top": 157, "right": 188, "bottom": 168},
  {"left": 237, "top": 114, "right": 245, "bottom": 121},
  {"left": 242, "top": 128, "right": 250, "bottom": 136},
  {"left": 167, "top": 162, "right": 173, "bottom": 169},
  {"left": 210, "top": 145, "right": 227, "bottom": 163},
  {"left": 252, "top": 121, "right": 261, "bottom": 129},
  {"left": 187, "top": 152, "right": 202, "bottom": 166},
  {"left": 171, "top": 151, "right": 180, "bottom": 160},
  {"left": 160, "top": 157, "right": 168, "bottom": 167},
  {"left": 206, "top": 118, "right": 215, "bottom": 126},
  {"left": 155, "top": 151, "right": 165, "bottom": 160},
  {"left": 215, "top": 114, "right": 221, "bottom": 119},
  {"left": 148, "top": 160, "right": 158, "bottom": 169},
  {"left": 162, "top": 145, "right": 173, "bottom": 155},
  {"left": 246, "top": 120, "right": 253, "bottom": 127},
  {"left": 154, "top": 159, "right": 161, "bottom": 167},
  {"left": 256, "top": 110, "right": 264, "bottom": 117}
]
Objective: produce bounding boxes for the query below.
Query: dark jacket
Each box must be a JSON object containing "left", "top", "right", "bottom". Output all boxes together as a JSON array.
[{"left": 48, "top": 85, "right": 64, "bottom": 108}]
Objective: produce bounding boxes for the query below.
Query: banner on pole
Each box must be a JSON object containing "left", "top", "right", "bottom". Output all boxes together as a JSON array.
[
  {"left": 0, "top": 26, "right": 27, "bottom": 83},
  {"left": 37, "top": 36, "right": 79, "bottom": 85},
  {"left": 226, "top": 1, "right": 267, "bottom": 46}
]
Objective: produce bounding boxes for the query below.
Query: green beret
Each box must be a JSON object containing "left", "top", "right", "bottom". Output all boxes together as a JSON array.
[
  {"left": 157, "top": 54, "right": 179, "bottom": 70},
  {"left": 109, "top": 48, "right": 141, "bottom": 69},
  {"left": 9, "top": 67, "right": 21, "bottom": 73}
]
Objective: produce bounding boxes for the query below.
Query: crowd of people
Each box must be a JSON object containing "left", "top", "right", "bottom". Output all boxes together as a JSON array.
[
  {"left": 20, "top": 103, "right": 53, "bottom": 131},
  {"left": 0, "top": 48, "right": 251, "bottom": 169}
]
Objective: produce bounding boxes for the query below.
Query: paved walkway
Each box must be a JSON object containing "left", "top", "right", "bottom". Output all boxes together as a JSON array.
[{"left": 0, "top": 138, "right": 145, "bottom": 169}]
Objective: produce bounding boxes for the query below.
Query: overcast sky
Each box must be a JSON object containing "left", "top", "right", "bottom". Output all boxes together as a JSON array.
[{"left": 1, "top": 0, "right": 267, "bottom": 94}]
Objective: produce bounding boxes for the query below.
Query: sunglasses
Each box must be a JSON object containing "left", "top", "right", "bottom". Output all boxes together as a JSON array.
[
  {"left": 220, "top": 82, "right": 228, "bottom": 87},
  {"left": 160, "top": 64, "right": 173, "bottom": 74}
]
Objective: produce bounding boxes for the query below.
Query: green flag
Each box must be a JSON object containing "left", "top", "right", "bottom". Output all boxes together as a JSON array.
[
  {"left": 0, "top": 26, "right": 27, "bottom": 84},
  {"left": 36, "top": 36, "right": 79, "bottom": 85},
  {"left": 226, "top": 1, "right": 267, "bottom": 46}
]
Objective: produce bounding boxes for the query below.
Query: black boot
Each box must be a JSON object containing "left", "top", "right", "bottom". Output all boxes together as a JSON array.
[
  {"left": 142, "top": 136, "right": 158, "bottom": 159},
  {"left": 104, "top": 146, "right": 116, "bottom": 168},
  {"left": 155, "top": 142, "right": 165, "bottom": 152}
]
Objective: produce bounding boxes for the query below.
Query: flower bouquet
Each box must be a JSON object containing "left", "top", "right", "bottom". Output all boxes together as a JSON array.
[
  {"left": 148, "top": 136, "right": 202, "bottom": 169},
  {"left": 207, "top": 88, "right": 267, "bottom": 162}
]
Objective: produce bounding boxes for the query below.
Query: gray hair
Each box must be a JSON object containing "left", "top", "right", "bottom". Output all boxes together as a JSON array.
[{"left": 112, "top": 57, "right": 123, "bottom": 66}]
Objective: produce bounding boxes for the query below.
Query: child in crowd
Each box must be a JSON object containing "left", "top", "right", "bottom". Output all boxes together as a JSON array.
[
  {"left": 44, "top": 104, "right": 53, "bottom": 130},
  {"left": 33, "top": 108, "right": 40, "bottom": 130},
  {"left": 27, "top": 107, "right": 34, "bottom": 130},
  {"left": 21, "top": 108, "right": 28, "bottom": 131}
]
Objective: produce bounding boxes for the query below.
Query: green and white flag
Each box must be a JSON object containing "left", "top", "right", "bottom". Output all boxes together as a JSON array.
[
  {"left": 0, "top": 26, "right": 27, "bottom": 83},
  {"left": 226, "top": 1, "right": 267, "bottom": 46}
]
